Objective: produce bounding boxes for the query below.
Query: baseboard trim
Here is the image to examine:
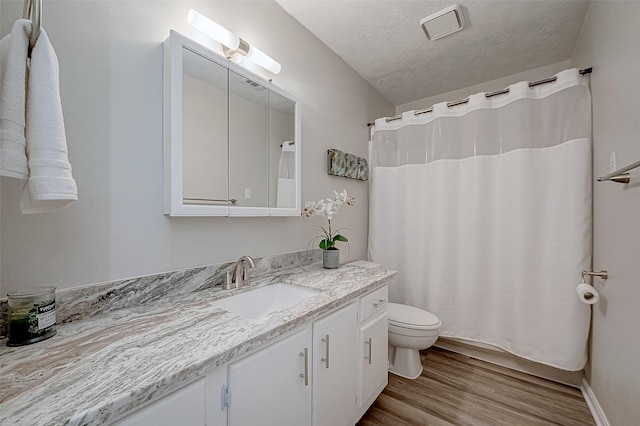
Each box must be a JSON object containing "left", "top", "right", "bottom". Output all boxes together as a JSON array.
[{"left": 581, "top": 377, "right": 610, "bottom": 426}]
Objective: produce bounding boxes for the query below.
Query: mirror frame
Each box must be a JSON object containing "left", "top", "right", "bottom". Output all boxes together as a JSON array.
[{"left": 163, "top": 30, "right": 301, "bottom": 217}]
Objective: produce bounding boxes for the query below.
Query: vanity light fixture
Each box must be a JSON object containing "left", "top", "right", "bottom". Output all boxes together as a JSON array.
[{"left": 187, "top": 9, "right": 282, "bottom": 75}]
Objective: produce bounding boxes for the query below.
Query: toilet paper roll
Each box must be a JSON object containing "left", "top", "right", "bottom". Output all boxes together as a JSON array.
[{"left": 576, "top": 283, "right": 599, "bottom": 304}]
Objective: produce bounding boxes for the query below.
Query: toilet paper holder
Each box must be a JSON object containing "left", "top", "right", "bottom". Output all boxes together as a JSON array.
[
  {"left": 582, "top": 270, "right": 609, "bottom": 280},
  {"left": 581, "top": 270, "right": 608, "bottom": 300}
]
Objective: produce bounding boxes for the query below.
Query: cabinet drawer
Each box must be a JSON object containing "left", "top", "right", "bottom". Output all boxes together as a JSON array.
[{"left": 360, "top": 285, "right": 388, "bottom": 323}]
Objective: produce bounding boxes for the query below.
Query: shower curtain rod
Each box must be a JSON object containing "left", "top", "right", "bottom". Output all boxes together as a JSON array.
[{"left": 366, "top": 67, "right": 593, "bottom": 127}]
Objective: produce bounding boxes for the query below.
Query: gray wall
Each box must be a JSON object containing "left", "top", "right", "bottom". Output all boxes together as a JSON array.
[
  {"left": 0, "top": 0, "right": 394, "bottom": 294},
  {"left": 572, "top": 2, "right": 640, "bottom": 424}
]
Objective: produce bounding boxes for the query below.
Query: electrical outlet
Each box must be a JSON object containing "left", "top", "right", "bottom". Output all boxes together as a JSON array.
[
  {"left": 609, "top": 150, "right": 617, "bottom": 172},
  {"left": 244, "top": 188, "right": 251, "bottom": 199}
]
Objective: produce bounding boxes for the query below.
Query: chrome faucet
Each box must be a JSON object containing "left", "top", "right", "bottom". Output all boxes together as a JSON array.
[{"left": 226, "top": 255, "right": 256, "bottom": 289}]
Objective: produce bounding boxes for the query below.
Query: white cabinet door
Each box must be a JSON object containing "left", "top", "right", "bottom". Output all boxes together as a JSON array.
[
  {"left": 205, "top": 366, "right": 227, "bottom": 426},
  {"left": 312, "top": 302, "right": 358, "bottom": 426},
  {"left": 227, "top": 326, "right": 312, "bottom": 426},
  {"left": 359, "top": 312, "right": 389, "bottom": 409},
  {"left": 113, "top": 378, "right": 206, "bottom": 426}
]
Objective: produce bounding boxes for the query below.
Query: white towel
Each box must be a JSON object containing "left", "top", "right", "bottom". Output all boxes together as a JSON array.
[
  {"left": 0, "top": 19, "right": 30, "bottom": 179},
  {"left": 276, "top": 178, "right": 296, "bottom": 208},
  {"left": 276, "top": 143, "right": 296, "bottom": 208},
  {"left": 20, "top": 26, "right": 77, "bottom": 213},
  {"left": 281, "top": 141, "right": 295, "bottom": 152}
]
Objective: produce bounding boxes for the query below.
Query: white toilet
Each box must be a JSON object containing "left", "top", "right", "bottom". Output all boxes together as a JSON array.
[{"left": 387, "top": 303, "right": 442, "bottom": 379}]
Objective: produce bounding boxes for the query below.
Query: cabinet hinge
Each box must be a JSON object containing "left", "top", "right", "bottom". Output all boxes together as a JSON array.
[{"left": 221, "top": 384, "right": 231, "bottom": 409}]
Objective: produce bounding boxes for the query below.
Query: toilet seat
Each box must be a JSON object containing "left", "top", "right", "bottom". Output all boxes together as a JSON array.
[{"left": 388, "top": 303, "right": 441, "bottom": 330}]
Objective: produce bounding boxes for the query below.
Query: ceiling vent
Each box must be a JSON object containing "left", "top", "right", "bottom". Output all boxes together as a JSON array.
[{"left": 420, "top": 4, "right": 464, "bottom": 41}]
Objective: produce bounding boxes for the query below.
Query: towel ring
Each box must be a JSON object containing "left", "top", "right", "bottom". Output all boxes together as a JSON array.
[{"left": 23, "top": 0, "right": 42, "bottom": 54}]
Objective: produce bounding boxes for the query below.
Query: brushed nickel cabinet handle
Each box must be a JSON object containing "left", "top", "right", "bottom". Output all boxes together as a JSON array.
[
  {"left": 321, "top": 334, "right": 330, "bottom": 369},
  {"left": 365, "top": 337, "right": 372, "bottom": 364},
  {"left": 373, "top": 298, "right": 387, "bottom": 308},
  {"left": 300, "top": 348, "right": 309, "bottom": 386}
]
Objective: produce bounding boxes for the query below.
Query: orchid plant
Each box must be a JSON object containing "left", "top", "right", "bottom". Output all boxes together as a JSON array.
[{"left": 303, "top": 189, "right": 356, "bottom": 250}]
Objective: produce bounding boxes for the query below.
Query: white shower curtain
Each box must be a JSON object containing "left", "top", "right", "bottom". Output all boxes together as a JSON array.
[{"left": 369, "top": 69, "right": 592, "bottom": 371}]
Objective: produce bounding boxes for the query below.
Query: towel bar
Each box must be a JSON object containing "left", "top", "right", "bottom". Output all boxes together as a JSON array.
[
  {"left": 183, "top": 198, "right": 238, "bottom": 205},
  {"left": 597, "top": 159, "right": 640, "bottom": 184},
  {"left": 22, "top": 0, "right": 42, "bottom": 56}
]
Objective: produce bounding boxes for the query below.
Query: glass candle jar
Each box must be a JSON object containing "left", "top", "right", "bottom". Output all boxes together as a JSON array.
[{"left": 7, "top": 286, "right": 57, "bottom": 346}]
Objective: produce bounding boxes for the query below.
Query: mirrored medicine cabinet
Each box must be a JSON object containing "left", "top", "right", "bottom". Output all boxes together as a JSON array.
[{"left": 163, "top": 30, "right": 301, "bottom": 216}]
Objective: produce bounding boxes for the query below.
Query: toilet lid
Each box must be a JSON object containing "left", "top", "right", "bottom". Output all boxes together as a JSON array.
[{"left": 388, "top": 303, "right": 441, "bottom": 328}]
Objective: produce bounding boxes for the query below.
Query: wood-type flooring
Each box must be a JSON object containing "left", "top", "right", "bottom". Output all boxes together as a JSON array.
[{"left": 358, "top": 347, "right": 595, "bottom": 426}]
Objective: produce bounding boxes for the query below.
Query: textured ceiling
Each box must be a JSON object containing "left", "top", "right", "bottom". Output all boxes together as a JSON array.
[{"left": 276, "top": 0, "right": 590, "bottom": 105}]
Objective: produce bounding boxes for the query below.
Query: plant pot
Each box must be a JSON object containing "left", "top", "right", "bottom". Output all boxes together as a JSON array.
[{"left": 323, "top": 249, "right": 340, "bottom": 269}]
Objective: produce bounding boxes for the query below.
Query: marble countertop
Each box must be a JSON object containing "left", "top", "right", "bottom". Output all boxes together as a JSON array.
[{"left": 0, "top": 262, "right": 395, "bottom": 425}]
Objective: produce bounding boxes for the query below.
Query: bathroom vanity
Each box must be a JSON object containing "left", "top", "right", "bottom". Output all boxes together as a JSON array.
[
  {"left": 0, "top": 260, "right": 394, "bottom": 425},
  {"left": 116, "top": 284, "right": 389, "bottom": 426}
]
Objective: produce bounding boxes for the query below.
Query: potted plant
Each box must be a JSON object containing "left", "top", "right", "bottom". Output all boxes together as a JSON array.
[{"left": 303, "top": 189, "right": 356, "bottom": 268}]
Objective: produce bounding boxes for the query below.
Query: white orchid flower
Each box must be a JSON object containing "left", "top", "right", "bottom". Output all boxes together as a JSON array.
[
  {"left": 301, "top": 190, "right": 357, "bottom": 251},
  {"left": 325, "top": 203, "right": 338, "bottom": 220},
  {"left": 334, "top": 189, "right": 348, "bottom": 205},
  {"left": 314, "top": 200, "right": 327, "bottom": 216}
]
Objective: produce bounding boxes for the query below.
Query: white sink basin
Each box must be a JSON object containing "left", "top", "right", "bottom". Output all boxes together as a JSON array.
[{"left": 210, "top": 283, "right": 320, "bottom": 319}]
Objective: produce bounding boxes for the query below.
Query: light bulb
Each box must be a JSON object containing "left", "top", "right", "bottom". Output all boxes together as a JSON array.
[
  {"left": 187, "top": 9, "right": 240, "bottom": 51},
  {"left": 187, "top": 9, "right": 282, "bottom": 75},
  {"left": 246, "top": 45, "right": 282, "bottom": 75}
]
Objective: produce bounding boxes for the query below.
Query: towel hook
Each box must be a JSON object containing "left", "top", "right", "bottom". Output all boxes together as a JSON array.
[{"left": 23, "top": 0, "right": 42, "bottom": 56}]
